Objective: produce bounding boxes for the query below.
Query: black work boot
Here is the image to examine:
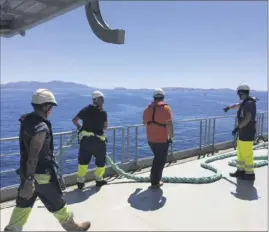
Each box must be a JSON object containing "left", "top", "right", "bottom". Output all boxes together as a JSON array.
[
  {"left": 151, "top": 181, "right": 164, "bottom": 189},
  {"left": 96, "top": 180, "right": 107, "bottom": 187},
  {"left": 77, "top": 182, "right": 85, "bottom": 190},
  {"left": 230, "top": 170, "right": 245, "bottom": 178},
  {"left": 242, "top": 173, "right": 255, "bottom": 181}
]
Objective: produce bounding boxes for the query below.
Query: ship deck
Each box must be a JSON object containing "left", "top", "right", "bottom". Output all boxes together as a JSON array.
[{"left": 0, "top": 148, "right": 268, "bottom": 231}]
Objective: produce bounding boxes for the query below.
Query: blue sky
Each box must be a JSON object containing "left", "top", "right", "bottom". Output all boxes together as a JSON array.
[{"left": 1, "top": 1, "right": 268, "bottom": 90}]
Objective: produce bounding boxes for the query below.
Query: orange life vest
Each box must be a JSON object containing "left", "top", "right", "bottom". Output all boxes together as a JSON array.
[{"left": 146, "top": 101, "right": 168, "bottom": 127}]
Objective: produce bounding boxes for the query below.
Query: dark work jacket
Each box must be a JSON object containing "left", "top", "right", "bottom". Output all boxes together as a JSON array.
[
  {"left": 19, "top": 112, "right": 56, "bottom": 176},
  {"left": 237, "top": 97, "right": 257, "bottom": 141}
]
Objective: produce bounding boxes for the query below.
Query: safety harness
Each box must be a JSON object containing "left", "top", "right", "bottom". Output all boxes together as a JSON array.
[
  {"left": 237, "top": 96, "right": 257, "bottom": 124},
  {"left": 79, "top": 130, "right": 107, "bottom": 142},
  {"left": 146, "top": 102, "right": 168, "bottom": 127}
]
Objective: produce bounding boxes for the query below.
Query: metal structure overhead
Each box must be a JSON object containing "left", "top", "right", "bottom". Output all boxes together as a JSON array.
[{"left": 0, "top": 0, "right": 125, "bottom": 44}]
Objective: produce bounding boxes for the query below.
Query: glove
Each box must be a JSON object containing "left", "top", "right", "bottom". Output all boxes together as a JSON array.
[
  {"left": 223, "top": 106, "right": 230, "bottom": 112},
  {"left": 168, "top": 137, "right": 174, "bottom": 144},
  {"left": 232, "top": 127, "right": 239, "bottom": 136},
  {"left": 19, "top": 179, "right": 35, "bottom": 200}
]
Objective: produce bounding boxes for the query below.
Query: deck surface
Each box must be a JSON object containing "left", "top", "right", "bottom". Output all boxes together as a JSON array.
[{"left": 1, "top": 148, "right": 268, "bottom": 231}]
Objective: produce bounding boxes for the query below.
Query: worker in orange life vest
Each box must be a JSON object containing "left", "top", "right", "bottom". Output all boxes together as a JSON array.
[{"left": 143, "top": 88, "right": 174, "bottom": 188}]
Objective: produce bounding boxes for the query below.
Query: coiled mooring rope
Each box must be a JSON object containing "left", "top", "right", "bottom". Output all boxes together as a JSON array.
[
  {"left": 105, "top": 142, "right": 268, "bottom": 184},
  {"left": 58, "top": 133, "right": 268, "bottom": 184}
]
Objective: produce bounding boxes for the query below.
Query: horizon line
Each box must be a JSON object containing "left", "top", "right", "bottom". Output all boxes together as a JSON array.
[{"left": 0, "top": 80, "right": 267, "bottom": 92}]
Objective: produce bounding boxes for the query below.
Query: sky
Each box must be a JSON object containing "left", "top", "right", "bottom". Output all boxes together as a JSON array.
[{"left": 0, "top": 1, "right": 268, "bottom": 90}]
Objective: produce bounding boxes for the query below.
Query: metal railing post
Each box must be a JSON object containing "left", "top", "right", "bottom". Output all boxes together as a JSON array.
[
  {"left": 121, "top": 128, "right": 125, "bottom": 163},
  {"left": 212, "top": 118, "right": 216, "bottom": 150},
  {"left": 135, "top": 126, "right": 138, "bottom": 161},
  {"left": 204, "top": 119, "right": 208, "bottom": 146},
  {"left": 256, "top": 114, "right": 260, "bottom": 136},
  {"left": 127, "top": 127, "right": 131, "bottom": 162},
  {"left": 261, "top": 113, "right": 264, "bottom": 136},
  {"left": 59, "top": 134, "right": 64, "bottom": 178},
  {"left": 199, "top": 120, "right": 203, "bottom": 149},
  {"left": 233, "top": 116, "right": 238, "bottom": 148},
  {"left": 113, "top": 129, "right": 116, "bottom": 162},
  {"left": 207, "top": 118, "right": 211, "bottom": 145}
]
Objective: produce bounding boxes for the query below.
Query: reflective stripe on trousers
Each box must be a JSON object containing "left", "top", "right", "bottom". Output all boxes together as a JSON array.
[
  {"left": 77, "top": 165, "right": 106, "bottom": 182},
  {"left": 4, "top": 174, "right": 72, "bottom": 231},
  {"left": 236, "top": 139, "right": 254, "bottom": 174}
]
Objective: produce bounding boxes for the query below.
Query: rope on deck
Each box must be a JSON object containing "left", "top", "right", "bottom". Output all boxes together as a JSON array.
[
  {"left": 59, "top": 133, "right": 267, "bottom": 184},
  {"left": 105, "top": 142, "right": 268, "bottom": 184}
]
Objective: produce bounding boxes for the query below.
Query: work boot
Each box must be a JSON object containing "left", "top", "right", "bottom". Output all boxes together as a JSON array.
[
  {"left": 229, "top": 170, "right": 245, "bottom": 178},
  {"left": 76, "top": 182, "right": 85, "bottom": 190},
  {"left": 96, "top": 180, "right": 107, "bottom": 187},
  {"left": 4, "top": 225, "right": 22, "bottom": 231},
  {"left": 242, "top": 173, "right": 255, "bottom": 181},
  {"left": 151, "top": 181, "right": 163, "bottom": 188},
  {"left": 61, "top": 215, "right": 91, "bottom": 231}
]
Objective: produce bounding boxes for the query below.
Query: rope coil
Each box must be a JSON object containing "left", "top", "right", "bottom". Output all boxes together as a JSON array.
[
  {"left": 59, "top": 133, "right": 268, "bottom": 184},
  {"left": 106, "top": 142, "right": 268, "bottom": 184}
]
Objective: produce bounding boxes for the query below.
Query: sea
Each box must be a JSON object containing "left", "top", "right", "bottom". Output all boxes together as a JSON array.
[{"left": 0, "top": 88, "right": 268, "bottom": 187}]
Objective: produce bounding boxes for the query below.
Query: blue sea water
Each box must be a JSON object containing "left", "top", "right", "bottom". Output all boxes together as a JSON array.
[{"left": 0, "top": 88, "right": 268, "bottom": 187}]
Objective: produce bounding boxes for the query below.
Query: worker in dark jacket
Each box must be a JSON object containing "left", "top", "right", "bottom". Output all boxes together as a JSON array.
[
  {"left": 4, "top": 89, "right": 91, "bottom": 231},
  {"left": 72, "top": 90, "right": 108, "bottom": 190},
  {"left": 224, "top": 83, "right": 257, "bottom": 181},
  {"left": 143, "top": 88, "right": 174, "bottom": 188}
]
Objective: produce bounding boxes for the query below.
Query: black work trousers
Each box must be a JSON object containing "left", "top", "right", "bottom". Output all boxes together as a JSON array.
[
  {"left": 149, "top": 142, "right": 169, "bottom": 185},
  {"left": 78, "top": 136, "right": 106, "bottom": 167}
]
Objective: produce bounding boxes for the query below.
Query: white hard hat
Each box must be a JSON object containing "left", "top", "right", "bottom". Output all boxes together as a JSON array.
[
  {"left": 153, "top": 88, "right": 165, "bottom": 97},
  {"left": 237, "top": 83, "right": 250, "bottom": 91},
  {"left": 92, "top": 90, "right": 104, "bottom": 100},
  {"left": 31, "top": 89, "right": 57, "bottom": 105}
]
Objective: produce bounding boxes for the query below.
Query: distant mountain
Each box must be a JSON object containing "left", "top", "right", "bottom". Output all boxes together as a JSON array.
[
  {"left": 114, "top": 87, "right": 127, "bottom": 90},
  {"left": 161, "top": 87, "right": 264, "bottom": 93},
  {"left": 0, "top": 81, "right": 92, "bottom": 90},
  {"left": 1, "top": 81, "right": 265, "bottom": 92},
  {"left": 161, "top": 87, "right": 234, "bottom": 92}
]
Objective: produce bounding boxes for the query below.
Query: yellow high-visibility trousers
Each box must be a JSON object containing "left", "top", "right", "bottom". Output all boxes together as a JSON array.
[{"left": 236, "top": 139, "right": 254, "bottom": 174}]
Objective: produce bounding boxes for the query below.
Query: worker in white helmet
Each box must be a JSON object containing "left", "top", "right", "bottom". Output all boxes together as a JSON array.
[
  {"left": 72, "top": 90, "right": 108, "bottom": 189},
  {"left": 223, "top": 83, "right": 258, "bottom": 112},
  {"left": 143, "top": 88, "right": 174, "bottom": 188},
  {"left": 4, "top": 89, "right": 91, "bottom": 231},
  {"left": 224, "top": 83, "right": 257, "bottom": 181}
]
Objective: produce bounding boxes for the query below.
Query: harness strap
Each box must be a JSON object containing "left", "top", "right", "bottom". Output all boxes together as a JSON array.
[
  {"left": 79, "top": 130, "right": 107, "bottom": 142},
  {"left": 238, "top": 97, "right": 257, "bottom": 124},
  {"left": 147, "top": 105, "right": 167, "bottom": 127}
]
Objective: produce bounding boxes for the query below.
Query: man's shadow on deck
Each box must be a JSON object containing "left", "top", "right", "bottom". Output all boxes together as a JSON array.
[
  {"left": 64, "top": 186, "right": 101, "bottom": 205},
  {"left": 128, "top": 187, "right": 167, "bottom": 211},
  {"left": 224, "top": 177, "right": 259, "bottom": 201}
]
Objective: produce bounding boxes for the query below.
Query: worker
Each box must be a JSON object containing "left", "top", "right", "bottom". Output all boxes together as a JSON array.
[
  {"left": 143, "top": 88, "right": 174, "bottom": 188},
  {"left": 72, "top": 90, "right": 108, "bottom": 190},
  {"left": 224, "top": 83, "right": 257, "bottom": 181},
  {"left": 4, "top": 89, "right": 91, "bottom": 231}
]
